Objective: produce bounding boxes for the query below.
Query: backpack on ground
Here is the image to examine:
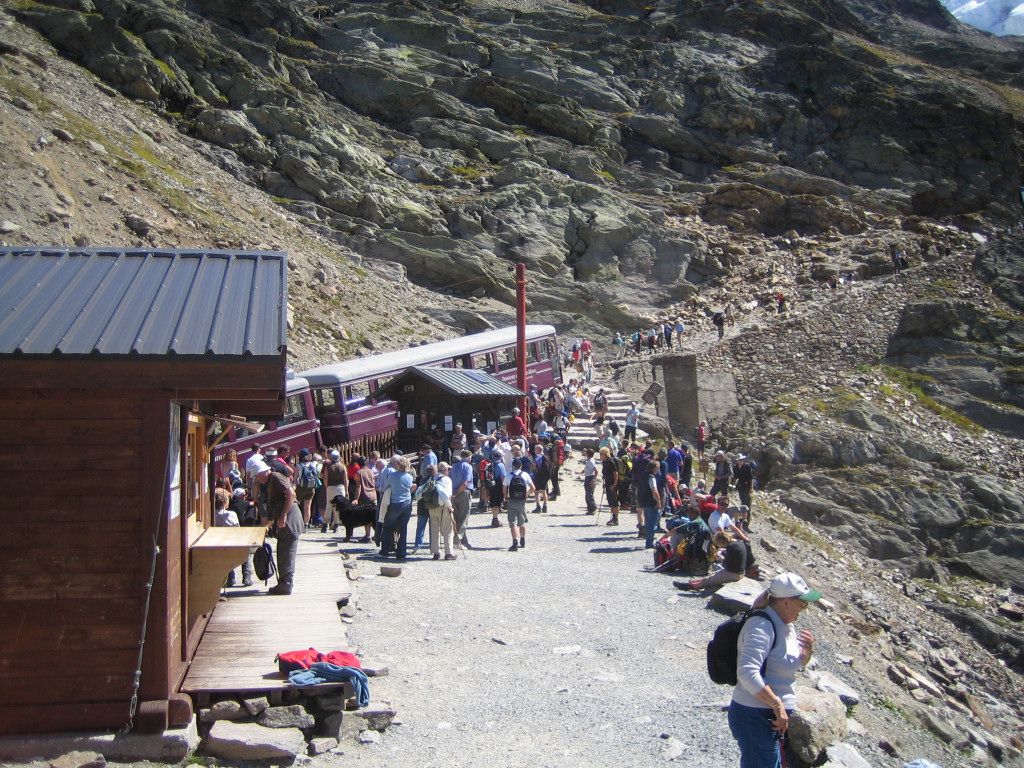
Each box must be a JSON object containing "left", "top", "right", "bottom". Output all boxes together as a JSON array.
[
  {"left": 653, "top": 536, "right": 675, "bottom": 569},
  {"left": 706, "top": 609, "right": 777, "bottom": 685},
  {"left": 420, "top": 476, "right": 439, "bottom": 507},
  {"left": 298, "top": 461, "right": 320, "bottom": 489},
  {"left": 508, "top": 471, "right": 528, "bottom": 501},
  {"left": 253, "top": 542, "right": 276, "bottom": 583}
]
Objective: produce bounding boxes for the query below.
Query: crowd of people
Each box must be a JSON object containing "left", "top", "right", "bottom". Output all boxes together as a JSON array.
[{"left": 212, "top": 372, "right": 820, "bottom": 768}]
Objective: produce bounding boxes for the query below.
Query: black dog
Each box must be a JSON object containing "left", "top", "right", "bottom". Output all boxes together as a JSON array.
[{"left": 328, "top": 495, "right": 377, "bottom": 541}]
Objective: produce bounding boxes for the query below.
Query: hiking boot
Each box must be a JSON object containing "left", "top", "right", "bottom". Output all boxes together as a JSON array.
[
  {"left": 242, "top": 578, "right": 254, "bottom": 587},
  {"left": 444, "top": 554, "right": 458, "bottom": 560},
  {"left": 672, "top": 579, "right": 698, "bottom": 591},
  {"left": 433, "top": 553, "right": 441, "bottom": 560},
  {"left": 320, "top": 523, "right": 328, "bottom": 533},
  {"left": 542, "top": 504, "right": 548, "bottom": 513},
  {"left": 332, "top": 524, "right": 339, "bottom": 533},
  {"left": 606, "top": 516, "right": 619, "bottom": 526},
  {"left": 532, "top": 506, "right": 542, "bottom": 515},
  {"left": 268, "top": 584, "right": 292, "bottom": 596},
  {"left": 519, "top": 537, "right": 525, "bottom": 548},
  {"left": 490, "top": 518, "right": 501, "bottom": 528},
  {"left": 508, "top": 542, "right": 519, "bottom": 551}
]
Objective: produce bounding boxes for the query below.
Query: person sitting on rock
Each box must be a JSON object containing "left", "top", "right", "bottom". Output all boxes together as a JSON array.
[{"left": 674, "top": 530, "right": 753, "bottom": 591}]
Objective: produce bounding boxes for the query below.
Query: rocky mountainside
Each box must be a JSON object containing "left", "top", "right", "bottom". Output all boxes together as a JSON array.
[{"left": 5, "top": 0, "right": 1023, "bottom": 344}]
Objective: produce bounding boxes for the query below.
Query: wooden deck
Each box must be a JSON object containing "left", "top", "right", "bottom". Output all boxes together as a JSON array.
[{"left": 181, "top": 535, "right": 352, "bottom": 706}]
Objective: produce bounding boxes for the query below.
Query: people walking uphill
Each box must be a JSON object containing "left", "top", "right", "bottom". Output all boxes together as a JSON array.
[
  {"left": 295, "top": 449, "right": 321, "bottom": 528},
  {"left": 696, "top": 421, "right": 710, "bottom": 464},
  {"left": 504, "top": 457, "right": 535, "bottom": 551},
  {"left": 449, "top": 449, "right": 474, "bottom": 549},
  {"left": 726, "top": 573, "right": 819, "bottom": 768},
  {"left": 713, "top": 309, "right": 726, "bottom": 340},
  {"left": 624, "top": 401, "right": 641, "bottom": 444},
  {"left": 613, "top": 331, "right": 625, "bottom": 359},
  {"left": 663, "top": 320, "right": 674, "bottom": 350}
]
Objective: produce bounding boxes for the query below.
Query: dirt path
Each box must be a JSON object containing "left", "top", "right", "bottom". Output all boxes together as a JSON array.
[{"left": 318, "top": 454, "right": 738, "bottom": 768}]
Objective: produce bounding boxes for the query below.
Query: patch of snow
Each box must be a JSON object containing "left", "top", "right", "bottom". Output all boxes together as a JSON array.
[{"left": 939, "top": 0, "right": 1024, "bottom": 35}]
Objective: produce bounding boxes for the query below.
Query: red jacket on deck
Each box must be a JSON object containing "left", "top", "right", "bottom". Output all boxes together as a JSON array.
[{"left": 277, "top": 648, "right": 362, "bottom": 673}]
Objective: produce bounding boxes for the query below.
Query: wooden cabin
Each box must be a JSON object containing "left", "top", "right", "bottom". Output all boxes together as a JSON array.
[
  {"left": 372, "top": 366, "right": 526, "bottom": 452},
  {"left": 0, "top": 248, "right": 288, "bottom": 735}
]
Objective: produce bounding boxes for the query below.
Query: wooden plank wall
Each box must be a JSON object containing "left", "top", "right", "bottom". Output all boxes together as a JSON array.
[{"left": 0, "top": 392, "right": 145, "bottom": 734}]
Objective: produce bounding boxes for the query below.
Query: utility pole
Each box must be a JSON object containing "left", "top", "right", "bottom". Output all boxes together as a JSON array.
[{"left": 516, "top": 263, "right": 528, "bottom": 417}]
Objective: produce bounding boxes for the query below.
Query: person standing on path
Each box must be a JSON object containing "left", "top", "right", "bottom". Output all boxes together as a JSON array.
[
  {"left": 640, "top": 460, "right": 663, "bottom": 549},
  {"left": 583, "top": 448, "right": 598, "bottom": 515},
  {"left": 353, "top": 456, "right": 377, "bottom": 543},
  {"left": 531, "top": 442, "right": 550, "bottom": 514},
  {"left": 675, "top": 317, "right": 685, "bottom": 347},
  {"left": 414, "top": 444, "right": 437, "bottom": 552},
  {"left": 735, "top": 454, "right": 755, "bottom": 513},
  {"left": 729, "top": 573, "right": 819, "bottom": 768},
  {"left": 624, "top": 402, "right": 641, "bottom": 444},
  {"left": 449, "top": 450, "right": 474, "bottom": 549},
  {"left": 696, "top": 421, "right": 709, "bottom": 464},
  {"left": 680, "top": 443, "right": 694, "bottom": 489},
  {"left": 416, "top": 462, "right": 457, "bottom": 560},
  {"left": 264, "top": 462, "right": 303, "bottom": 595},
  {"left": 504, "top": 458, "right": 535, "bottom": 551},
  {"left": 486, "top": 453, "right": 507, "bottom": 527},
  {"left": 665, "top": 440, "right": 683, "bottom": 484},
  {"left": 710, "top": 450, "right": 733, "bottom": 497},
  {"left": 505, "top": 407, "right": 527, "bottom": 439},
  {"left": 600, "top": 446, "right": 620, "bottom": 525},
  {"left": 381, "top": 456, "right": 416, "bottom": 561}
]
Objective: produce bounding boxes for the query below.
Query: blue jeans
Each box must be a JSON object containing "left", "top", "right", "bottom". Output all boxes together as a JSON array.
[
  {"left": 382, "top": 501, "right": 412, "bottom": 558},
  {"left": 643, "top": 505, "right": 660, "bottom": 548},
  {"left": 728, "top": 701, "right": 786, "bottom": 768},
  {"left": 415, "top": 510, "right": 429, "bottom": 548}
]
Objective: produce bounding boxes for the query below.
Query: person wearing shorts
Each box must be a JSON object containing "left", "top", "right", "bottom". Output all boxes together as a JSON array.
[{"left": 503, "top": 458, "right": 535, "bottom": 551}]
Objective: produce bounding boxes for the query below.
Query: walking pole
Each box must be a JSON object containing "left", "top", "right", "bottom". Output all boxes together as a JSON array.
[
  {"left": 448, "top": 504, "right": 467, "bottom": 559},
  {"left": 595, "top": 483, "right": 605, "bottom": 525}
]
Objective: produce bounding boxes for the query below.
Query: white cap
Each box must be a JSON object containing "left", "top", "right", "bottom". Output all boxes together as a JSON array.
[
  {"left": 232, "top": 488, "right": 246, "bottom": 497},
  {"left": 252, "top": 460, "right": 272, "bottom": 475},
  {"left": 769, "top": 573, "right": 821, "bottom": 602},
  {"left": 330, "top": 450, "right": 341, "bottom": 460}
]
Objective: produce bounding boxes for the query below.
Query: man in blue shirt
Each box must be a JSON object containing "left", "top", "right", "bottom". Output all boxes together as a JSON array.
[
  {"left": 666, "top": 441, "right": 683, "bottom": 483},
  {"left": 449, "top": 449, "right": 475, "bottom": 549}
]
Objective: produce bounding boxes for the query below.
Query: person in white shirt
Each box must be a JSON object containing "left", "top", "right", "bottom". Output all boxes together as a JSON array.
[
  {"left": 624, "top": 403, "right": 641, "bottom": 443},
  {"left": 583, "top": 448, "right": 598, "bottom": 514},
  {"left": 708, "top": 498, "right": 749, "bottom": 541}
]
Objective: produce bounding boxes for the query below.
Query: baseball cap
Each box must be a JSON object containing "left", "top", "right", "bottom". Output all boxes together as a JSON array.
[
  {"left": 232, "top": 487, "right": 246, "bottom": 497},
  {"left": 769, "top": 573, "right": 822, "bottom": 602},
  {"left": 330, "top": 450, "right": 340, "bottom": 460}
]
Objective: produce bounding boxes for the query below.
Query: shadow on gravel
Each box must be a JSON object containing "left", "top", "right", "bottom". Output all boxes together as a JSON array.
[
  {"left": 549, "top": 522, "right": 597, "bottom": 528},
  {"left": 576, "top": 534, "right": 639, "bottom": 542},
  {"left": 589, "top": 546, "right": 643, "bottom": 554}
]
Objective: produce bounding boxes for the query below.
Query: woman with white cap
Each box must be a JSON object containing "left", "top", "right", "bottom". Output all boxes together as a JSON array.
[{"left": 730, "top": 572, "right": 819, "bottom": 768}]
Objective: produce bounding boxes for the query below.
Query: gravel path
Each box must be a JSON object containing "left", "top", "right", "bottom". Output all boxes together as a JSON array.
[{"left": 320, "top": 455, "right": 741, "bottom": 768}]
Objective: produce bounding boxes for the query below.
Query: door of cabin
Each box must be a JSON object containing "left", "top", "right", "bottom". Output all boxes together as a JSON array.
[{"left": 181, "top": 412, "right": 208, "bottom": 657}]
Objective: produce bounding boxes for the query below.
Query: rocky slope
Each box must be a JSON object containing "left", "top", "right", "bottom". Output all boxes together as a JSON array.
[{"left": 5, "top": 0, "right": 1023, "bottom": 339}]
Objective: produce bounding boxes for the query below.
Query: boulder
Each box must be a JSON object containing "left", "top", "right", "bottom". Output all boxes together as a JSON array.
[
  {"left": 308, "top": 737, "right": 337, "bottom": 755},
  {"left": 809, "top": 670, "right": 861, "bottom": 706},
  {"left": 823, "top": 743, "right": 873, "bottom": 768},
  {"left": 788, "top": 685, "right": 848, "bottom": 765},
  {"left": 243, "top": 697, "right": 270, "bottom": 716},
  {"left": 202, "top": 721, "right": 306, "bottom": 762},
  {"left": 257, "top": 704, "right": 315, "bottom": 730}
]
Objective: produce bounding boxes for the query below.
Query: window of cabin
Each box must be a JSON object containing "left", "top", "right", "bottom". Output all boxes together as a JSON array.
[
  {"left": 498, "top": 347, "right": 517, "bottom": 372},
  {"left": 314, "top": 387, "right": 341, "bottom": 418},
  {"left": 279, "top": 393, "right": 308, "bottom": 425},
  {"left": 345, "top": 381, "right": 371, "bottom": 409}
]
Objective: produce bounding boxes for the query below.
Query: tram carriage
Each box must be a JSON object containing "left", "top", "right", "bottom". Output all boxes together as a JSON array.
[{"left": 212, "top": 325, "right": 560, "bottom": 467}]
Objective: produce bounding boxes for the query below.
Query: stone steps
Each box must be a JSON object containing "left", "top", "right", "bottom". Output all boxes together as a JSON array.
[{"left": 565, "top": 385, "right": 646, "bottom": 451}]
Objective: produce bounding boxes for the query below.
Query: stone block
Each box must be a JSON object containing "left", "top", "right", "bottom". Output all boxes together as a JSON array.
[
  {"left": 788, "top": 685, "right": 847, "bottom": 765},
  {"left": 200, "top": 700, "right": 246, "bottom": 722},
  {"left": 379, "top": 565, "right": 402, "bottom": 577},
  {"left": 49, "top": 751, "right": 105, "bottom": 768},
  {"left": 308, "top": 737, "right": 337, "bottom": 756},
  {"left": 809, "top": 670, "right": 860, "bottom": 705},
  {"left": 363, "top": 663, "right": 390, "bottom": 677},
  {"left": 243, "top": 697, "right": 270, "bottom": 717},
  {"left": 823, "top": 742, "right": 872, "bottom": 768},
  {"left": 257, "top": 705, "right": 315, "bottom": 730},
  {"left": 0, "top": 721, "right": 199, "bottom": 763},
  {"left": 202, "top": 721, "right": 305, "bottom": 762}
]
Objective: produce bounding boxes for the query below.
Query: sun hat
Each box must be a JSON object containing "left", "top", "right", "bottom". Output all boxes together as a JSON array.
[{"left": 769, "top": 573, "right": 822, "bottom": 602}]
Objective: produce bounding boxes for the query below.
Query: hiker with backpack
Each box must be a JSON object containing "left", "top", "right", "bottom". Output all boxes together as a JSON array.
[
  {"left": 674, "top": 529, "right": 754, "bottom": 591},
  {"left": 263, "top": 460, "right": 304, "bottom": 595},
  {"left": 449, "top": 449, "right": 475, "bottom": 549},
  {"left": 716, "top": 573, "right": 819, "bottom": 768},
  {"left": 712, "top": 309, "right": 726, "bottom": 340},
  {"left": 295, "top": 449, "right": 322, "bottom": 529},
  {"left": 531, "top": 442, "right": 550, "bottom": 514},
  {"left": 486, "top": 453, "right": 507, "bottom": 527},
  {"left": 503, "top": 457, "right": 535, "bottom": 551},
  {"left": 414, "top": 463, "right": 457, "bottom": 561}
]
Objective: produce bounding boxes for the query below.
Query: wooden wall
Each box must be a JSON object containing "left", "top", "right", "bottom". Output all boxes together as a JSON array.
[{"left": 0, "top": 391, "right": 147, "bottom": 734}]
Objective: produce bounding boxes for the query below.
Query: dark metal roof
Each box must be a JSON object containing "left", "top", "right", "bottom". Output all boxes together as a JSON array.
[
  {"left": 376, "top": 366, "right": 526, "bottom": 399},
  {"left": 0, "top": 248, "right": 288, "bottom": 358}
]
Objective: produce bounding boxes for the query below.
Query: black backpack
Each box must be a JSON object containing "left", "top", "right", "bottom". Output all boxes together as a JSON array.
[
  {"left": 706, "top": 609, "right": 777, "bottom": 685},
  {"left": 253, "top": 542, "right": 276, "bottom": 584},
  {"left": 508, "top": 471, "right": 528, "bottom": 501}
]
